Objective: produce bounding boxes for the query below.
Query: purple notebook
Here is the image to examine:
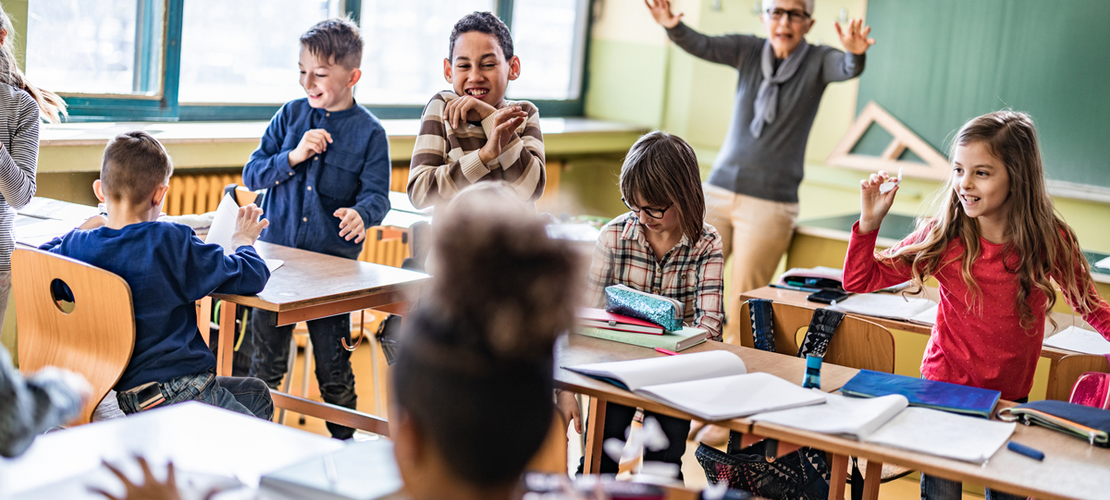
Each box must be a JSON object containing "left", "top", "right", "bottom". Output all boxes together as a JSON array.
[{"left": 839, "top": 369, "right": 1001, "bottom": 419}]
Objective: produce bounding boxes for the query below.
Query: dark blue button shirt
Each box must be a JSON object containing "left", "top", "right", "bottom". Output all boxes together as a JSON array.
[
  {"left": 41, "top": 222, "right": 270, "bottom": 391},
  {"left": 243, "top": 98, "right": 391, "bottom": 260}
]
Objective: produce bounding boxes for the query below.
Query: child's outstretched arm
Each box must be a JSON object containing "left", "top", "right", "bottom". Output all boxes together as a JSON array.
[{"left": 843, "top": 171, "right": 914, "bottom": 293}]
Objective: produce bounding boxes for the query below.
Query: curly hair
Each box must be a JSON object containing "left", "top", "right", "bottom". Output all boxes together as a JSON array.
[{"left": 448, "top": 11, "right": 513, "bottom": 61}]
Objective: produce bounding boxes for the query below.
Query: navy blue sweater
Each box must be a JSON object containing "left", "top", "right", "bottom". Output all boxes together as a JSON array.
[{"left": 42, "top": 222, "right": 270, "bottom": 391}]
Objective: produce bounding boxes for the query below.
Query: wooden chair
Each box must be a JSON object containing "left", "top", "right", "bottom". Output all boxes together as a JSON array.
[
  {"left": 13, "top": 247, "right": 135, "bottom": 425},
  {"left": 735, "top": 300, "right": 895, "bottom": 373},
  {"left": 734, "top": 300, "right": 905, "bottom": 484},
  {"left": 1046, "top": 353, "right": 1110, "bottom": 402}
]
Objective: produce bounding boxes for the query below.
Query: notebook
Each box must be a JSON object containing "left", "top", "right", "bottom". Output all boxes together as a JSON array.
[
  {"left": 839, "top": 369, "right": 1001, "bottom": 418},
  {"left": 1043, "top": 325, "right": 1110, "bottom": 355},
  {"left": 564, "top": 351, "right": 826, "bottom": 421},
  {"left": 258, "top": 440, "right": 402, "bottom": 500},
  {"left": 574, "top": 326, "right": 708, "bottom": 351},
  {"left": 752, "top": 393, "right": 1015, "bottom": 464},
  {"left": 827, "top": 293, "right": 939, "bottom": 324},
  {"left": 577, "top": 307, "right": 665, "bottom": 335}
]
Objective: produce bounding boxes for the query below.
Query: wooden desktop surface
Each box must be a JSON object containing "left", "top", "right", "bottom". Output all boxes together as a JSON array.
[
  {"left": 739, "top": 286, "right": 1094, "bottom": 363},
  {"left": 210, "top": 241, "right": 428, "bottom": 322},
  {"left": 1, "top": 402, "right": 342, "bottom": 499},
  {"left": 555, "top": 335, "right": 1110, "bottom": 500}
]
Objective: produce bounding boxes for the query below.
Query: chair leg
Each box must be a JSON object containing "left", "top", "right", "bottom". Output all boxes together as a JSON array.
[
  {"left": 277, "top": 335, "right": 297, "bottom": 425},
  {"left": 299, "top": 337, "right": 313, "bottom": 425}
]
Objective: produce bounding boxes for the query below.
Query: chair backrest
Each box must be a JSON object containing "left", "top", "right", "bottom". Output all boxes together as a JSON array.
[
  {"left": 1046, "top": 353, "right": 1110, "bottom": 402},
  {"left": 13, "top": 247, "right": 135, "bottom": 425},
  {"left": 736, "top": 300, "right": 896, "bottom": 373}
]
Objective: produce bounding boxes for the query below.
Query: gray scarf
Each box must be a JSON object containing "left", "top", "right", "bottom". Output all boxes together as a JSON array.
[{"left": 750, "top": 38, "right": 810, "bottom": 138}]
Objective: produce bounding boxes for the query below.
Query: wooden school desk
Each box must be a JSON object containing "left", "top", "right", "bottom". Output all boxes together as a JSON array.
[
  {"left": 556, "top": 335, "right": 1110, "bottom": 500},
  {"left": 0, "top": 402, "right": 343, "bottom": 499},
  {"left": 209, "top": 241, "right": 428, "bottom": 377}
]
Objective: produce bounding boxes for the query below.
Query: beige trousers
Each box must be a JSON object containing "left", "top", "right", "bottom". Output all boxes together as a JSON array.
[{"left": 703, "top": 183, "right": 799, "bottom": 342}]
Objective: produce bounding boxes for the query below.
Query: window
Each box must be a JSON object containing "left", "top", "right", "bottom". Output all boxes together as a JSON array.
[{"left": 24, "top": 0, "right": 591, "bottom": 121}]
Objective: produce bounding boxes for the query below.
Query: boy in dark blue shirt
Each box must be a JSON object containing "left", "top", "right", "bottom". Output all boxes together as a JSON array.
[
  {"left": 42, "top": 131, "right": 273, "bottom": 419},
  {"left": 242, "top": 18, "right": 390, "bottom": 439}
]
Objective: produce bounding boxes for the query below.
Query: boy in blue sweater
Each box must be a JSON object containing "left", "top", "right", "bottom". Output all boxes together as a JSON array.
[
  {"left": 242, "top": 18, "right": 390, "bottom": 439},
  {"left": 42, "top": 131, "right": 273, "bottom": 419}
]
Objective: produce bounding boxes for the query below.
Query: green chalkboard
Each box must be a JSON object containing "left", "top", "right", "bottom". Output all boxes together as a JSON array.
[{"left": 855, "top": 0, "right": 1110, "bottom": 190}]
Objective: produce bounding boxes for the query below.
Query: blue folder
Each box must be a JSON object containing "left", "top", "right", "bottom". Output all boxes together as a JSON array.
[{"left": 839, "top": 369, "right": 1001, "bottom": 419}]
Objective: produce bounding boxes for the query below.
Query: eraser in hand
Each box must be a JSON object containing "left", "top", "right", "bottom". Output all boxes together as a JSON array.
[{"left": 879, "top": 167, "right": 903, "bottom": 194}]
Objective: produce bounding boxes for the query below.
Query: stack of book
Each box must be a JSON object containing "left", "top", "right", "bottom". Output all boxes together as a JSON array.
[{"left": 575, "top": 307, "right": 709, "bottom": 351}]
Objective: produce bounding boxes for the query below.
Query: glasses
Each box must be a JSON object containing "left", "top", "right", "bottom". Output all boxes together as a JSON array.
[
  {"left": 622, "top": 197, "right": 671, "bottom": 220},
  {"left": 765, "top": 8, "right": 810, "bottom": 24}
]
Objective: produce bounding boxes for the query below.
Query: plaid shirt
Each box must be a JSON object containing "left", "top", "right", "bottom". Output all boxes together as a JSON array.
[
  {"left": 407, "top": 91, "right": 546, "bottom": 209},
  {"left": 586, "top": 212, "right": 725, "bottom": 341}
]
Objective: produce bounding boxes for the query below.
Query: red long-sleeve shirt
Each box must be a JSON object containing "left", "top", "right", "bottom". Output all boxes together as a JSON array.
[{"left": 844, "top": 221, "right": 1110, "bottom": 400}]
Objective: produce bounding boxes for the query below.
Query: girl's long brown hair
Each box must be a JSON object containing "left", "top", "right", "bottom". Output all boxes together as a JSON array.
[
  {"left": 0, "top": 6, "right": 66, "bottom": 123},
  {"left": 883, "top": 111, "right": 1101, "bottom": 331}
]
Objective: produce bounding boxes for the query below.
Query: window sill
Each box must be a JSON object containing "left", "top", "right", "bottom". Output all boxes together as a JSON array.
[{"left": 39, "top": 118, "right": 647, "bottom": 173}]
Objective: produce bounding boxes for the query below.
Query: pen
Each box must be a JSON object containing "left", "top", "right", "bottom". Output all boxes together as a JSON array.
[
  {"left": 1006, "top": 441, "right": 1044, "bottom": 461},
  {"left": 770, "top": 283, "right": 822, "bottom": 293},
  {"left": 655, "top": 347, "right": 679, "bottom": 356}
]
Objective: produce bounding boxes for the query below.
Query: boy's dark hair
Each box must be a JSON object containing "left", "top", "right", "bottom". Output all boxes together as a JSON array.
[
  {"left": 393, "top": 185, "right": 581, "bottom": 486},
  {"left": 448, "top": 11, "right": 514, "bottom": 61},
  {"left": 300, "top": 17, "right": 363, "bottom": 69},
  {"left": 101, "top": 131, "right": 173, "bottom": 204},
  {"left": 620, "top": 131, "right": 706, "bottom": 243}
]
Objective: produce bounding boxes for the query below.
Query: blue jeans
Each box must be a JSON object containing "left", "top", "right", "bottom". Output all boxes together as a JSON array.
[
  {"left": 248, "top": 311, "right": 357, "bottom": 439},
  {"left": 116, "top": 370, "right": 273, "bottom": 420}
]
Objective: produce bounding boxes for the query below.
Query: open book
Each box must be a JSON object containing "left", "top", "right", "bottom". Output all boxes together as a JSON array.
[
  {"left": 751, "top": 393, "right": 1015, "bottom": 464},
  {"left": 564, "top": 351, "right": 826, "bottom": 421},
  {"left": 1043, "top": 325, "right": 1110, "bottom": 355},
  {"left": 828, "top": 293, "right": 938, "bottom": 325}
]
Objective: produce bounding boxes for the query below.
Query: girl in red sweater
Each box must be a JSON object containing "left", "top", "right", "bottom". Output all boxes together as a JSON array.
[{"left": 843, "top": 111, "right": 1110, "bottom": 499}]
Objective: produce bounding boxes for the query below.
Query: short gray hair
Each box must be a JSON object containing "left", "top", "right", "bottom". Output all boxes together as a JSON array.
[{"left": 762, "top": 0, "right": 815, "bottom": 15}]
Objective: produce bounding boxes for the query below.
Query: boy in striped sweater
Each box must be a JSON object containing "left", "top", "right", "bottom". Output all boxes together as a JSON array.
[{"left": 407, "top": 12, "right": 545, "bottom": 209}]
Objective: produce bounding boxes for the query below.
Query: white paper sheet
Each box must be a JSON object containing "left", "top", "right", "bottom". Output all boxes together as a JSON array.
[
  {"left": 865, "top": 407, "right": 1015, "bottom": 464},
  {"left": 564, "top": 350, "right": 746, "bottom": 392},
  {"left": 829, "top": 293, "right": 938, "bottom": 323},
  {"left": 751, "top": 393, "right": 909, "bottom": 440},
  {"left": 639, "top": 372, "right": 827, "bottom": 421},
  {"left": 203, "top": 194, "right": 239, "bottom": 255},
  {"left": 13, "top": 215, "right": 80, "bottom": 246},
  {"left": 1043, "top": 325, "right": 1110, "bottom": 355},
  {"left": 1096, "top": 255, "right": 1110, "bottom": 271},
  {"left": 907, "top": 304, "right": 940, "bottom": 326}
]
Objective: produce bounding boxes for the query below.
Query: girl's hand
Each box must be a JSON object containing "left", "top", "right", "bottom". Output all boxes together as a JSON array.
[
  {"left": 444, "top": 95, "right": 497, "bottom": 130},
  {"left": 644, "top": 0, "right": 683, "bottom": 29},
  {"left": 834, "top": 18, "right": 876, "bottom": 55},
  {"left": 477, "top": 106, "right": 527, "bottom": 164},
  {"left": 859, "top": 171, "right": 897, "bottom": 234},
  {"left": 556, "top": 390, "right": 582, "bottom": 434}
]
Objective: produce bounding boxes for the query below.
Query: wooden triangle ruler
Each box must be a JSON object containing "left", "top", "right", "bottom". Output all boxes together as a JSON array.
[{"left": 827, "top": 101, "right": 950, "bottom": 180}]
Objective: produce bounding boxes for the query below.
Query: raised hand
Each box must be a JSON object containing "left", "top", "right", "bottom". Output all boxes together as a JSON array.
[
  {"left": 644, "top": 0, "right": 683, "bottom": 29},
  {"left": 477, "top": 106, "right": 527, "bottom": 165},
  {"left": 231, "top": 203, "right": 269, "bottom": 249},
  {"left": 444, "top": 94, "right": 497, "bottom": 130},
  {"left": 288, "top": 128, "right": 333, "bottom": 166},
  {"left": 834, "top": 18, "right": 876, "bottom": 55},
  {"left": 859, "top": 171, "right": 898, "bottom": 234},
  {"left": 334, "top": 207, "right": 366, "bottom": 244}
]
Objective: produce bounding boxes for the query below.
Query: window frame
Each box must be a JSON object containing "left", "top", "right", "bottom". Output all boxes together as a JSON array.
[{"left": 45, "top": 0, "right": 592, "bottom": 122}]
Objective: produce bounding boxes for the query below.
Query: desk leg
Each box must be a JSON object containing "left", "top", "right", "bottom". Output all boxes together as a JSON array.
[
  {"left": 217, "top": 302, "right": 237, "bottom": 377},
  {"left": 583, "top": 396, "right": 607, "bottom": 474},
  {"left": 828, "top": 453, "right": 849, "bottom": 500},
  {"left": 862, "top": 459, "right": 883, "bottom": 500}
]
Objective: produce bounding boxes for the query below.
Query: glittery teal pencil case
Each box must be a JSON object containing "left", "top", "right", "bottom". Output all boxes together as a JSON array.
[{"left": 604, "top": 284, "right": 685, "bottom": 332}]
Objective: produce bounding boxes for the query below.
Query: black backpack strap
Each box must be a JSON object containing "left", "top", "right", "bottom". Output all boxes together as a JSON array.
[
  {"left": 748, "top": 299, "right": 776, "bottom": 353},
  {"left": 797, "top": 308, "right": 844, "bottom": 359}
]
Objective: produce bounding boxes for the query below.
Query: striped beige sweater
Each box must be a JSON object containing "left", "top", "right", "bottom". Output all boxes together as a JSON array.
[{"left": 407, "top": 91, "right": 545, "bottom": 209}]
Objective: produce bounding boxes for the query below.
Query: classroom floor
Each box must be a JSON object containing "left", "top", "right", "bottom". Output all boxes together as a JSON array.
[{"left": 275, "top": 327, "right": 984, "bottom": 500}]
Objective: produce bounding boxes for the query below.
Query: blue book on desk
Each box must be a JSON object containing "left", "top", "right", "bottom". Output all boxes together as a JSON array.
[{"left": 839, "top": 370, "right": 1001, "bottom": 419}]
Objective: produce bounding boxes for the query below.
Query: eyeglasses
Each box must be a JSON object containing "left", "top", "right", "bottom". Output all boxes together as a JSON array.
[
  {"left": 765, "top": 8, "right": 810, "bottom": 24},
  {"left": 622, "top": 197, "right": 670, "bottom": 220}
]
